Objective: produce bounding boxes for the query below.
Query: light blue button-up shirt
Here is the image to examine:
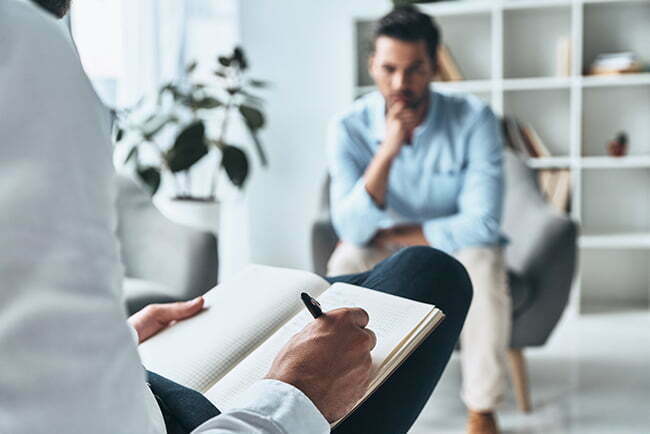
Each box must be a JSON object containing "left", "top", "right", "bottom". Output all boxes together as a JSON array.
[{"left": 327, "top": 88, "right": 506, "bottom": 255}]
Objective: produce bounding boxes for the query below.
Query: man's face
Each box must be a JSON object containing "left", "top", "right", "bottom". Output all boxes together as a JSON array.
[
  {"left": 32, "top": 0, "right": 72, "bottom": 19},
  {"left": 369, "top": 36, "right": 435, "bottom": 110}
]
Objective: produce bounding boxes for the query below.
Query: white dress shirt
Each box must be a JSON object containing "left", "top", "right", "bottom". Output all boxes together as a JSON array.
[{"left": 0, "top": 2, "right": 329, "bottom": 433}]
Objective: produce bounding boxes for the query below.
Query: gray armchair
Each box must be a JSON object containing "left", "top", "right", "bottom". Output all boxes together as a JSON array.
[
  {"left": 311, "top": 149, "right": 578, "bottom": 412},
  {"left": 115, "top": 175, "right": 219, "bottom": 315}
]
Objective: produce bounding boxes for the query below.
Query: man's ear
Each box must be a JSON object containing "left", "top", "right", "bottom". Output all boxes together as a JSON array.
[{"left": 367, "top": 55, "right": 375, "bottom": 79}]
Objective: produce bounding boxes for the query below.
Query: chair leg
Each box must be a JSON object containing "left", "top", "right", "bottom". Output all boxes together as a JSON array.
[{"left": 507, "top": 348, "right": 532, "bottom": 413}]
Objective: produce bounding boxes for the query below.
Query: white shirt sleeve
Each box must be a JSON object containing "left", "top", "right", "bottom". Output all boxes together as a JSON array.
[{"left": 193, "top": 380, "right": 330, "bottom": 434}]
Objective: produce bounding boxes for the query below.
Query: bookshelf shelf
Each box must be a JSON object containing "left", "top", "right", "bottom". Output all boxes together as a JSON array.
[
  {"left": 580, "top": 156, "right": 650, "bottom": 168},
  {"left": 579, "top": 232, "right": 650, "bottom": 249},
  {"left": 581, "top": 73, "right": 650, "bottom": 88},
  {"left": 353, "top": 0, "right": 650, "bottom": 312},
  {"left": 434, "top": 80, "right": 493, "bottom": 93},
  {"left": 503, "top": 0, "right": 573, "bottom": 10},
  {"left": 527, "top": 157, "right": 573, "bottom": 168},
  {"left": 503, "top": 77, "right": 572, "bottom": 90}
]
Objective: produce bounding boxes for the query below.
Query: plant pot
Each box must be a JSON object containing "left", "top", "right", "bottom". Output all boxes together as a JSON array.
[{"left": 154, "top": 196, "right": 221, "bottom": 233}]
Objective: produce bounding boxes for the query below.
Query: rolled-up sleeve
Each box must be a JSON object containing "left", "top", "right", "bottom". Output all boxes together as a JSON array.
[
  {"left": 327, "top": 117, "right": 386, "bottom": 246},
  {"left": 193, "top": 380, "right": 330, "bottom": 434},
  {"left": 423, "top": 108, "right": 505, "bottom": 254}
]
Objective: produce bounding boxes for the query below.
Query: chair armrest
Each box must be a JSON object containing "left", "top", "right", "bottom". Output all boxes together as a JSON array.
[
  {"left": 311, "top": 218, "right": 339, "bottom": 276},
  {"left": 510, "top": 215, "right": 579, "bottom": 347}
]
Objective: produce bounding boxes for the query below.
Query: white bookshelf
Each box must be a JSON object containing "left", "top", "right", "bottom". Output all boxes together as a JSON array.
[{"left": 354, "top": 0, "right": 650, "bottom": 313}]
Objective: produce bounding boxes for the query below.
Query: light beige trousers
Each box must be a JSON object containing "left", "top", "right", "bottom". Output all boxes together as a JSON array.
[{"left": 327, "top": 243, "right": 511, "bottom": 411}]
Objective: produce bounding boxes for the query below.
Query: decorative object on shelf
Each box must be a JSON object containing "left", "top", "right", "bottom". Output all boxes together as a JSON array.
[
  {"left": 115, "top": 47, "right": 269, "bottom": 201},
  {"left": 606, "top": 132, "right": 628, "bottom": 157},
  {"left": 433, "top": 44, "right": 463, "bottom": 82},
  {"left": 588, "top": 52, "right": 644, "bottom": 76},
  {"left": 502, "top": 117, "right": 571, "bottom": 213}
]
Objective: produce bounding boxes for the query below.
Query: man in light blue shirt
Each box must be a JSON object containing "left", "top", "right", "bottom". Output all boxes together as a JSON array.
[{"left": 327, "top": 7, "right": 511, "bottom": 434}]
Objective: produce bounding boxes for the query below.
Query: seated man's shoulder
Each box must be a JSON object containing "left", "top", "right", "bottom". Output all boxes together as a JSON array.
[
  {"left": 435, "top": 91, "right": 495, "bottom": 126},
  {"left": 332, "top": 91, "right": 382, "bottom": 133}
]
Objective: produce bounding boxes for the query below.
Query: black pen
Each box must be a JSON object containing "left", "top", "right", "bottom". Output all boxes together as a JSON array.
[{"left": 301, "top": 292, "right": 324, "bottom": 319}]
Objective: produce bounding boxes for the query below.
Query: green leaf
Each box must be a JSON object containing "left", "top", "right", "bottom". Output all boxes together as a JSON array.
[
  {"left": 165, "top": 121, "right": 209, "bottom": 172},
  {"left": 248, "top": 79, "right": 269, "bottom": 88},
  {"left": 186, "top": 60, "right": 198, "bottom": 74},
  {"left": 239, "top": 105, "right": 265, "bottom": 130},
  {"left": 193, "top": 96, "right": 222, "bottom": 110},
  {"left": 218, "top": 56, "right": 231, "bottom": 67},
  {"left": 142, "top": 115, "right": 172, "bottom": 140},
  {"left": 213, "top": 70, "right": 227, "bottom": 78},
  {"left": 249, "top": 130, "right": 268, "bottom": 167},
  {"left": 221, "top": 145, "right": 249, "bottom": 187},
  {"left": 125, "top": 145, "right": 138, "bottom": 164},
  {"left": 233, "top": 46, "right": 248, "bottom": 70},
  {"left": 115, "top": 127, "right": 125, "bottom": 142},
  {"left": 137, "top": 167, "right": 161, "bottom": 195}
]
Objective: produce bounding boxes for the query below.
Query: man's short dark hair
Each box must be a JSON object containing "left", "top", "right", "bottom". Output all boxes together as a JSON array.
[
  {"left": 373, "top": 6, "right": 440, "bottom": 65},
  {"left": 32, "top": 0, "right": 72, "bottom": 19}
]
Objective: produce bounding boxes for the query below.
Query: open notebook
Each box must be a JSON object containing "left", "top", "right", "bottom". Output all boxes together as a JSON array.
[{"left": 138, "top": 265, "right": 445, "bottom": 427}]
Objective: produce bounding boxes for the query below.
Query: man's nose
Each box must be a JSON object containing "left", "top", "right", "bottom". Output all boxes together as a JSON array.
[{"left": 391, "top": 72, "right": 408, "bottom": 91}]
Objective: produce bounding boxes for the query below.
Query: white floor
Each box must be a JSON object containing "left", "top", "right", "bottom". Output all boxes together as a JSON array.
[{"left": 409, "top": 309, "right": 650, "bottom": 434}]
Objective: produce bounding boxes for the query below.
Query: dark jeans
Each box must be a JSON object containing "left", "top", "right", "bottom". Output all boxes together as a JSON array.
[{"left": 148, "top": 246, "right": 472, "bottom": 434}]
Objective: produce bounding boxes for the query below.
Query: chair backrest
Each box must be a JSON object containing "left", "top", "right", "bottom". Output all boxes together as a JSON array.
[{"left": 115, "top": 175, "right": 219, "bottom": 300}]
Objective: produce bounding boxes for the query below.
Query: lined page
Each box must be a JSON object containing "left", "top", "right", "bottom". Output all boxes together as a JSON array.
[
  {"left": 138, "top": 265, "right": 329, "bottom": 393},
  {"left": 206, "top": 282, "right": 435, "bottom": 409}
]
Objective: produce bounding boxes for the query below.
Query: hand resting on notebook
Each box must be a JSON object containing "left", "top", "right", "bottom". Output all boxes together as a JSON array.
[{"left": 129, "top": 298, "right": 376, "bottom": 424}]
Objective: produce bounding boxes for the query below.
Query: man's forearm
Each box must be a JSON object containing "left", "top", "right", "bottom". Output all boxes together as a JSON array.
[{"left": 364, "top": 147, "right": 398, "bottom": 207}]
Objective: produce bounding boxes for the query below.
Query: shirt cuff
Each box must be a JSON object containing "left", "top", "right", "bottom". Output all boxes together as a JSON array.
[
  {"left": 127, "top": 322, "right": 140, "bottom": 345},
  {"left": 422, "top": 219, "right": 456, "bottom": 255},
  {"left": 232, "top": 379, "right": 330, "bottom": 434},
  {"left": 335, "top": 179, "right": 387, "bottom": 245}
]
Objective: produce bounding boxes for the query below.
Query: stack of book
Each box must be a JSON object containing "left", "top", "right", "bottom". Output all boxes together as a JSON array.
[
  {"left": 434, "top": 44, "right": 463, "bottom": 82},
  {"left": 502, "top": 117, "right": 571, "bottom": 213},
  {"left": 588, "top": 52, "right": 644, "bottom": 75}
]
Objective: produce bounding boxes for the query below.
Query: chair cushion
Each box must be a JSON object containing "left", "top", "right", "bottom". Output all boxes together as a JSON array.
[{"left": 508, "top": 270, "right": 533, "bottom": 318}]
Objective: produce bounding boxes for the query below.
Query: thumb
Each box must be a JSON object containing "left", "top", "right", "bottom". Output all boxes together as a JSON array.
[{"left": 157, "top": 297, "right": 205, "bottom": 323}]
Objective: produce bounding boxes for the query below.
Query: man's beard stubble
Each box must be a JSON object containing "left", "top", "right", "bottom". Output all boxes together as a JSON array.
[{"left": 32, "top": 0, "right": 72, "bottom": 19}]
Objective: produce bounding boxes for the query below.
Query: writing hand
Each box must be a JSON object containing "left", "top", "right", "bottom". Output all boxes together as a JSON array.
[
  {"left": 128, "top": 297, "right": 205, "bottom": 344},
  {"left": 265, "top": 308, "right": 377, "bottom": 422}
]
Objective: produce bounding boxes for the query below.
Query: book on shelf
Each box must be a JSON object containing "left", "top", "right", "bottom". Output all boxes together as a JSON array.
[
  {"left": 138, "top": 265, "right": 445, "bottom": 428},
  {"left": 501, "top": 117, "right": 571, "bottom": 213},
  {"left": 588, "top": 51, "right": 644, "bottom": 75},
  {"left": 434, "top": 44, "right": 464, "bottom": 82},
  {"left": 555, "top": 36, "right": 571, "bottom": 77}
]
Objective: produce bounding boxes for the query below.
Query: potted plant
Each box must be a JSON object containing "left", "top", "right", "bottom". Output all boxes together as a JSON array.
[{"left": 115, "top": 47, "right": 268, "bottom": 231}]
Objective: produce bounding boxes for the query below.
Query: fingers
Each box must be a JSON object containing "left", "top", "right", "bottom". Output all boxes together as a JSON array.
[
  {"left": 346, "top": 307, "right": 370, "bottom": 328},
  {"left": 364, "top": 328, "right": 377, "bottom": 351},
  {"left": 155, "top": 297, "right": 205, "bottom": 323}
]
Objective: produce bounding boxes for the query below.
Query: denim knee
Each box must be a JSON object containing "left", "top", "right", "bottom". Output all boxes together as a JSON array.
[{"left": 391, "top": 246, "right": 473, "bottom": 308}]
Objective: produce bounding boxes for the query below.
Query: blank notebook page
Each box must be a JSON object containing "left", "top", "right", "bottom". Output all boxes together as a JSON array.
[
  {"left": 206, "top": 282, "right": 434, "bottom": 410},
  {"left": 138, "top": 265, "right": 329, "bottom": 392}
]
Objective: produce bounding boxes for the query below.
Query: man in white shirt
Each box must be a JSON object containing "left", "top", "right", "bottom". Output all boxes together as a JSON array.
[{"left": 0, "top": 1, "right": 471, "bottom": 433}]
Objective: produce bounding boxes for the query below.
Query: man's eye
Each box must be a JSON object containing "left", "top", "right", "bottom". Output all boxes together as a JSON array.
[{"left": 383, "top": 66, "right": 395, "bottom": 74}]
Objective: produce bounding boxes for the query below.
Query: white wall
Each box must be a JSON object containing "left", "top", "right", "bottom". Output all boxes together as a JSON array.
[{"left": 238, "top": 0, "right": 393, "bottom": 270}]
